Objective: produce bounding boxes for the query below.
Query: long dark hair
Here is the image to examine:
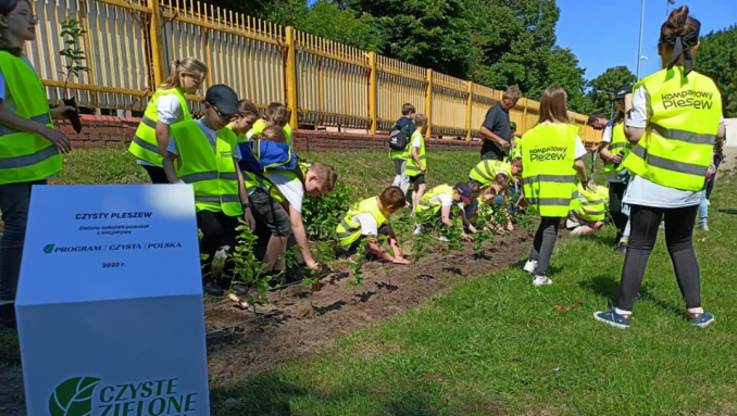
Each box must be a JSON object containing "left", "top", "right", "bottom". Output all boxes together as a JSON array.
[
  {"left": 0, "top": 0, "right": 28, "bottom": 56},
  {"left": 659, "top": 5, "right": 701, "bottom": 74}
]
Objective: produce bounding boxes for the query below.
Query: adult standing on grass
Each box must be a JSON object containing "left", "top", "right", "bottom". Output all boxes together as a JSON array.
[
  {"left": 0, "top": 0, "right": 77, "bottom": 330},
  {"left": 128, "top": 58, "right": 207, "bottom": 183},
  {"left": 594, "top": 6, "right": 726, "bottom": 329},
  {"left": 521, "top": 86, "right": 589, "bottom": 287},
  {"left": 479, "top": 86, "right": 522, "bottom": 161}
]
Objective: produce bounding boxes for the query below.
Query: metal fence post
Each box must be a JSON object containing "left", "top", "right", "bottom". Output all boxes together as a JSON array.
[
  {"left": 148, "top": 0, "right": 166, "bottom": 88},
  {"left": 285, "top": 26, "right": 299, "bottom": 128},
  {"left": 425, "top": 68, "right": 432, "bottom": 138},
  {"left": 368, "top": 52, "right": 377, "bottom": 135},
  {"left": 465, "top": 82, "right": 473, "bottom": 141}
]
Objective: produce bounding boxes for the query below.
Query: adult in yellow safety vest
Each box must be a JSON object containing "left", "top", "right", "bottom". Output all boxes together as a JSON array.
[
  {"left": 163, "top": 85, "right": 254, "bottom": 297},
  {"left": 245, "top": 102, "right": 292, "bottom": 145},
  {"left": 336, "top": 186, "right": 410, "bottom": 265},
  {"left": 521, "top": 86, "right": 590, "bottom": 287},
  {"left": 129, "top": 58, "right": 207, "bottom": 183},
  {"left": 0, "top": 2, "right": 78, "bottom": 329},
  {"left": 598, "top": 85, "right": 634, "bottom": 253},
  {"left": 406, "top": 114, "right": 427, "bottom": 215},
  {"left": 594, "top": 6, "right": 726, "bottom": 329}
]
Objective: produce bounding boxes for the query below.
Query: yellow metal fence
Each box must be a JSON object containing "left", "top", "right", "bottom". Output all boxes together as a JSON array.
[{"left": 30, "top": 0, "right": 600, "bottom": 144}]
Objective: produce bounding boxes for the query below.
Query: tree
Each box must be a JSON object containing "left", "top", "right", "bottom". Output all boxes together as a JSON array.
[
  {"left": 586, "top": 66, "right": 637, "bottom": 116},
  {"left": 546, "top": 47, "right": 592, "bottom": 114},
  {"left": 694, "top": 25, "right": 737, "bottom": 117}
]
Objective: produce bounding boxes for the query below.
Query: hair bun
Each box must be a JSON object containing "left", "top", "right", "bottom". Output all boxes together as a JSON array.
[{"left": 666, "top": 5, "right": 689, "bottom": 30}]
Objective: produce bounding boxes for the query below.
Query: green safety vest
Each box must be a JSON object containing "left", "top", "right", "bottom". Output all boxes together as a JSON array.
[
  {"left": 469, "top": 159, "right": 512, "bottom": 188},
  {"left": 521, "top": 123, "right": 580, "bottom": 217},
  {"left": 171, "top": 120, "right": 243, "bottom": 216},
  {"left": 0, "top": 52, "right": 61, "bottom": 184},
  {"left": 622, "top": 67, "right": 722, "bottom": 191},
  {"left": 417, "top": 184, "right": 454, "bottom": 215},
  {"left": 405, "top": 130, "right": 426, "bottom": 176},
  {"left": 336, "top": 197, "right": 388, "bottom": 247},
  {"left": 576, "top": 183, "right": 607, "bottom": 222},
  {"left": 129, "top": 87, "right": 191, "bottom": 167},
  {"left": 246, "top": 118, "right": 293, "bottom": 145},
  {"left": 604, "top": 123, "right": 632, "bottom": 173}
]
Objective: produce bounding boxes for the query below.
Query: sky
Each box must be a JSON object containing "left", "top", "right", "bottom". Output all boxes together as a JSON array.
[{"left": 555, "top": 0, "right": 737, "bottom": 81}]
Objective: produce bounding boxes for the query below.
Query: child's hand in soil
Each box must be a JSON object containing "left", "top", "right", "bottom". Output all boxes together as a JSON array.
[{"left": 392, "top": 257, "right": 410, "bottom": 265}]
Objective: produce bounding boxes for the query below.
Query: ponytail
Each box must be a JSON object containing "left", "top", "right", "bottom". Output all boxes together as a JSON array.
[
  {"left": 660, "top": 5, "right": 701, "bottom": 75},
  {"left": 162, "top": 57, "right": 208, "bottom": 89}
]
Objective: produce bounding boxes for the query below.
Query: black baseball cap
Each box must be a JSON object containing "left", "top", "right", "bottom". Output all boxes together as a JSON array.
[
  {"left": 455, "top": 182, "right": 472, "bottom": 204},
  {"left": 205, "top": 84, "right": 239, "bottom": 116},
  {"left": 615, "top": 85, "right": 632, "bottom": 100}
]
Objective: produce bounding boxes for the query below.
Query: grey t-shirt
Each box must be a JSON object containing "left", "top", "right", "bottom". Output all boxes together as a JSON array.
[{"left": 480, "top": 103, "right": 511, "bottom": 158}]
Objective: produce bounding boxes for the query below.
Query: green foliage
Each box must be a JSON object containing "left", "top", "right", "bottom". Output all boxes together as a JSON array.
[
  {"left": 59, "top": 18, "right": 90, "bottom": 93},
  {"left": 230, "top": 221, "right": 272, "bottom": 304},
  {"left": 546, "top": 47, "right": 593, "bottom": 114},
  {"left": 585, "top": 66, "right": 637, "bottom": 116},
  {"left": 694, "top": 25, "right": 737, "bottom": 117},
  {"left": 302, "top": 183, "right": 358, "bottom": 241}
]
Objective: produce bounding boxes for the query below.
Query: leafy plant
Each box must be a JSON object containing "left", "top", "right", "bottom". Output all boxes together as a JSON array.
[
  {"left": 59, "top": 19, "right": 90, "bottom": 96},
  {"left": 230, "top": 220, "right": 272, "bottom": 305},
  {"left": 302, "top": 183, "right": 358, "bottom": 240}
]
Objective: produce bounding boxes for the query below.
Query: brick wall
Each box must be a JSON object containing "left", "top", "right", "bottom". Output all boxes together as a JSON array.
[{"left": 55, "top": 116, "right": 482, "bottom": 152}]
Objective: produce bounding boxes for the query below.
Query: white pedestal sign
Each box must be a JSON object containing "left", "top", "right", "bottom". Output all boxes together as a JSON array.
[{"left": 15, "top": 184, "right": 210, "bottom": 416}]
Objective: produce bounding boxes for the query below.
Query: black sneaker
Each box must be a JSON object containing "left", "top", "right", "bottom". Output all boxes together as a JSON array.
[
  {"left": 203, "top": 282, "right": 225, "bottom": 296},
  {"left": 231, "top": 284, "right": 250, "bottom": 295},
  {"left": 614, "top": 242, "right": 627, "bottom": 255}
]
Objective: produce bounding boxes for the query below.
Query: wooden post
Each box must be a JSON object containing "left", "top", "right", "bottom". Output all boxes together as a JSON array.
[
  {"left": 285, "top": 26, "right": 299, "bottom": 128},
  {"left": 465, "top": 82, "right": 473, "bottom": 141},
  {"left": 425, "top": 69, "right": 432, "bottom": 139},
  {"left": 148, "top": 0, "right": 166, "bottom": 88},
  {"left": 521, "top": 97, "right": 528, "bottom": 133},
  {"left": 368, "top": 52, "right": 377, "bottom": 135}
]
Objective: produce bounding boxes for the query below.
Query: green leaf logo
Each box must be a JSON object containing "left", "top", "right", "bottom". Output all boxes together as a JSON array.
[
  {"left": 43, "top": 244, "right": 55, "bottom": 254},
  {"left": 49, "top": 376, "right": 101, "bottom": 416}
]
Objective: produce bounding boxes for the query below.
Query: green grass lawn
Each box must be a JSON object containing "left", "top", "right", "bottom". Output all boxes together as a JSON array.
[
  {"left": 209, "top": 173, "right": 737, "bottom": 415},
  {"left": 3, "top": 149, "right": 736, "bottom": 415}
]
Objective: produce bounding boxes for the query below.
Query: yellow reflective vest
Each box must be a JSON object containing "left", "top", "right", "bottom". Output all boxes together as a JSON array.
[
  {"left": 171, "top": 120, "right": 243, "bottom": 216},
  {"left": 246, "top": 118, "right": 293, "bottom": 145},
  {"left": 336, "top": 197, "right": 388, "bottom": 247},
  {"left": 622, "top": 67, "right": 722, "bottom": 191},
  {"left": 469, "top": 160, "right": 512, "bottom": 188},
  {"left": 405, "top": 130, "right": 426, "bottom": 177},
  {"left": 244, "top": 162, "right": 307, "bottom": 204},
  {"left": 521, "top": 123, "right": 580, "bottom": 217},
  {"left": 0, "top": 52, "right": 61, "bottom": 184},
  {"left": 576, "top": 184, "right": 607, "bottom": 222},
  {"left": 129, "top": 87, "right": 191, "bottom": 167},
  {"left": 417, "top": 184, "right": 454, "bottom": 215},
  {"left": 604, "top": 123, "right": 632, "bottom": 174}
]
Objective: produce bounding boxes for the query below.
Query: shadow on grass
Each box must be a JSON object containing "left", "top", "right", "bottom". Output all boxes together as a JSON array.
[
  {"left": 580, "top": 276, "right": 683, "bottom": 317},
  {"left": 212, "top": 373, "right": 476, "bottom": 416},
  {"left": 718, "top": 209, "right": 737, "bottom": 215},
  {"left": 577, "top": 232, "right": 618, "bottom": 247}
]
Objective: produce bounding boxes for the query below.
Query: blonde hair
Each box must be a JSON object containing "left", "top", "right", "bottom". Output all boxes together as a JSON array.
[
  {"left": 238, "top": 100, "right": 259, "bottom": 117},
  {"left": 413, "top": 113, "right": 428, "bottom": 129},
  {"left": 163, "top": 58, "right": 208, "bottom": 89},
  {"left": 538, "top": 87, "right": 571, "bottom": 124},
  {"left": 503, "top": 86, "right": 523, "bottom": 101},
  {"left": 262, "top": 126, "right": 287, "bottom": 144},
  {"left": 264, "top": 102, "right": 289, "bottom": 127}
]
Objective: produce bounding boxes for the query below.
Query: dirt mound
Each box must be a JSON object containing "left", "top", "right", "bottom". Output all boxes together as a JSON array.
[{"left": 205, "top": 228, "right": 533, "bottom": 386}]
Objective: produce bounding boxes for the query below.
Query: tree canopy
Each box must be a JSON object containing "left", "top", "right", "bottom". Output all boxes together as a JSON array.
[
  {"left": 694, "top": 25, "right": 737, "bottom": 118},
  {"left": 585, "top": 66, "right": 637, "bottom": 116}
]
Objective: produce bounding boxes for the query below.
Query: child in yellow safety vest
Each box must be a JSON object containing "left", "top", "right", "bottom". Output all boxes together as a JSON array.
[
  {"left": 162, "top": 84, "right": 255, "bottom": 296},
  {"left": 415, "top": 182, "right": 478, "bottom": 240},
  {"left": 336, "top": 186, "right": 410, "bottom": 265},
  {"left": 0, "top": 0, "right": 79, "bottom": 329},
  {"left": 566, "top": 184, "right": 608, "bottom": 235},
  {"left": 406, "top": 114, "right": 428, "bottom": 215},
  {"left": 227, "top": 100, "right": 259, "bottom": 142},
  {"left": 245, "top": 102, "right": 292, "bottom": 145},
  {"left": 129, "top": 57, "right": 208, "bottom": 183}
]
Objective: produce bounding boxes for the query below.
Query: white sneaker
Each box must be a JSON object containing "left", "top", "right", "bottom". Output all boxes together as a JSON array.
[
  {"left": 533, "top": 275, "right": 553, "bottom": 286},
  {"left": 523, "top": 260, "right": 538, "bottom": 274}
]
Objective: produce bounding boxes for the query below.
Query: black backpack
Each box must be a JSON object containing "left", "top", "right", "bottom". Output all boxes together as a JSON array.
[{"left": 388, "top": 124, "right": 410, "bottom": 151}]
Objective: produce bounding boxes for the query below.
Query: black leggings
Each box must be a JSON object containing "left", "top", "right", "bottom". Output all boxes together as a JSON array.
[
  {"left": 142, "top": 165, "right": 169, "bottom": 184},
  {"left": 197, "top": 211, "right": 239, "bottom": 282},
  {"left": 618, "top": 204, "right": 701, "bottom": 311}
]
